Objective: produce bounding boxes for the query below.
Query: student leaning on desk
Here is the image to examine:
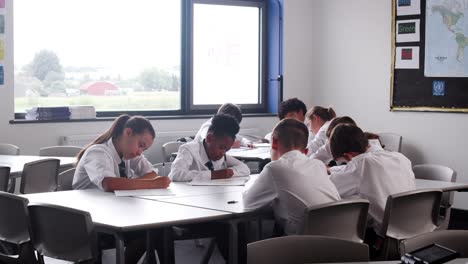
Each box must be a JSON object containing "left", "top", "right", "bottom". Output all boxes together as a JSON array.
[
  {"left": 72, "top": 114, "right": 171, "bottom": 191},
  {"left": 169, "top": 114, "right": 250, "bottom": 182}
]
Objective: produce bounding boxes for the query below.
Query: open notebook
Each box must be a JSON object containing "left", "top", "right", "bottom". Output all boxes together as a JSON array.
[{"left": 188, "top": 176, "right": 251, "bottom": 186}]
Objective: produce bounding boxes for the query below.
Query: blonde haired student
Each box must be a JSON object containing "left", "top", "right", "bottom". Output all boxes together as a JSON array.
[
  {"left": 243, "top": 118, "right": 340, "bottom": 235},
  {"left": 329, "top": 124, "right": 415, "bottom": 233},
  {"left": 305, "top": 106, "right": 336, "bottom": 156},
  {"left": 73, "top": 115, "right": 170, "bottom": 191}
]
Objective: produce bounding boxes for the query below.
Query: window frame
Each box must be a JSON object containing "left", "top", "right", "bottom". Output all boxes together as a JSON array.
[{"left": 13, "top": 0, "right": 272, "bottom": 119}]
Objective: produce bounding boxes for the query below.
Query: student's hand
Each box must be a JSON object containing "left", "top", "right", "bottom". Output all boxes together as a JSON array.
[
  {"left": 211, "top": 169, "right": 234, "bottom": 180},
  {"left": 232, "top": 139, "right": 242, "bottom": 148},
  {"left": 153, "top": 176, "right": 171, "bottom": 189},
  {"left": 326, "top": 166, "right": 331, "bottom": 175},
  {"left": 247, "top": 143, "right": 256, "bottom": 148}
]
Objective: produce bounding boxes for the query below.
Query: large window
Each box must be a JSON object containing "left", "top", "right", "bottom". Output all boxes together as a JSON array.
[{"left": 14, "top": 0, "right": 273, "bottom": 118}]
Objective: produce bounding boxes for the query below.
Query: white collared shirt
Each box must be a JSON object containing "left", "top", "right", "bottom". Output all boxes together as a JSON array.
[
  {"left": 311, "top": 139, "right": 384, "bottom": 164},
  {"left": 73, "top": 138, "right": 153, "bottom": 190},
  {"left": 168, "top": 139, "right": 250, "bottom": 182},
  {"left": 243, "top": 150, "right": 341, "bottom": 234},
  {"left": 306, "top": 121, "right": 330, "bottom": 156},
  {"left": 194, "top": 118, "right": 251, "bottom": 147},
  {"left": 329, "top": 150, "right": 415, "bottom": 232}
]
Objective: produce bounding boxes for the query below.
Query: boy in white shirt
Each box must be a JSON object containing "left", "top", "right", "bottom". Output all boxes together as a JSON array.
[
  {"left": 194, "top": 103, "right": 252, "bottom": 147},
  {"left": 243, "top": 118, "right": 341, "bottom": 235},
  {"left": 265, "top": 97, "right": 308, "bottom": 141},
  {"left": 169, "top": 114, "right": 250, "bottom": 182},
  {"left": 329, "top": 124, "right": 415, "bottom": 234}
]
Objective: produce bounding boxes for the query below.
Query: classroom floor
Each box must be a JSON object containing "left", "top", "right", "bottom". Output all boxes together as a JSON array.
[{"left": 45, "top": 238, "right": 225, "bottom": 264}]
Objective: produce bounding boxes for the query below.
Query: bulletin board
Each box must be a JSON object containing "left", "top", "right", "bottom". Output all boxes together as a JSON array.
[{"left": 391, "top": 0, "right": 468, "bottom": 112}]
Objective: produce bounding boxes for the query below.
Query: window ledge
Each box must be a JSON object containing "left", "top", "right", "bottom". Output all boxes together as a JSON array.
[{"left": 9, "top": 113, "right": 277, "bottom": 124}]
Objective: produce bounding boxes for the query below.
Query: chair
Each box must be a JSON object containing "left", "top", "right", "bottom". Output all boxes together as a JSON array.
[
  {"left": 57, "top": 168, "right": 76, "bottom": 191},
  {"left": 28, "top": 203, "right": 99, "bottom": 263},
  {"left": 0, "top": 144, "right": 20, "bottom": 155},
  {"left": 0, "top": 167, "right": 10, "bottom": 192},
  {"left": 20, "top": 159, "right": 60, "bottom": 194},
  {"left": 399, "top": 230, "right": 468, "bottom": 257},
  {"left": 413, "top": 164, "right": 457, "bottom": 229},
  {"left": 161, "top": 142, "right": 184, "bottom": 162},
  {"left": 280, "top": 190, "right": 369, "bottom": 242},
  {"left": 378, "top": 189, "right": 442, "bottom": 260},
  {"left": 39, "top": 146, "right": 82, "bottom": 157},
  {"left": 153, "top": 162, "right": 173, "bottom": 177},
  {"left": 0, "top": 192, "right": 38, "bottom": 264},
  {"left": 378, "top": 133, "right": 402, "bottom": 152},
  {"left": 247, "top": 235, "right": 369, "bottom": 264}
]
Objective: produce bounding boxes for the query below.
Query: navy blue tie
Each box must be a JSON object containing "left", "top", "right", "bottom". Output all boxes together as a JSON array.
[{"left": 118, "top": 161, "right": 127, "bottom": 178}]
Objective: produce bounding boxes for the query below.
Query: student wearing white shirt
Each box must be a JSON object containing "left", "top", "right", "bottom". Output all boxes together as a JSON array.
[
  {"left": 310, "top": 116, "right": 357, "bottom": 164},
  {"left": 305, "top": 106, "right": 336, "bottom": 156},
  {"left": 73, "top": 115, "right": 170, "bottom": 191},
  {"left": 73, "top": 115, "right": 171, "bottom": 263},
  {"left": 169, "top": 114, "right": 250, "bottom": 182},
  {"left": 264, "top": 98, "right": 308, "bottom": 142},
  {"left": 243, "top": 118, "right": 341, "bottom": 235},
  {"left": 328, "top": 124, "right": 415, "bottom": 234},
  {"left": 194, "top": 103, "right": 252, "bottom": 147}
]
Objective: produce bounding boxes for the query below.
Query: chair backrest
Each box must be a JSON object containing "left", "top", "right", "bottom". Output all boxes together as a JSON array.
[
  {"left": 20, "top": 159, "right": 60, "bottom": 194},
  {"left": 378, "top": 133, "right": 402, "bottom": 152},
  {"left": 57, "top": 168, "right": 76, "bottom": 191},
  {"left": 413, "top": 164, "right": 457, "bottom": 207},
  {"left": 381, "top": 189, "right": 442, "bottom": 240},
  {"left": 247, "top": 235, "right": 369, "bottom": 264},
  {"left": 0, "top": 192, "right": 30, "bottom": 245},
  {"left": 0, "top": 167, "right": 10, "bottom": 192},
  {"left": 399, "top": 230, "right": 468, "bottom": 257},
  {"left": 28, "top": 203, "right": 98, "bottom": 262},
  {"left": 0, "top": 143, "right": 20, "bottom": 155},
  {"left": 39, "top": 146, "right": 82, "bottom": 157},
  {"left": 162, "top": 142, "right": 184, "bottom": 162},
  {"left": 153, "top": 162, "right": 173, "bottom": 177},
  {"left": 301, "top": 198, "right": 370, "bottom": 243}
]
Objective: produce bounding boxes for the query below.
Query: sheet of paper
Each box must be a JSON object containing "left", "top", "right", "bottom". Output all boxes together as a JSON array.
[
  {"left": 396, "top": 19, "right": 420, "bottom": 43},
  {"left": 396, "top": 0, "right": 421, "bottom": 16},
  {"left": 395, "top": 46, "right": 420, "bottom": 69},
  {"left": 189, "top": 176, "right": 250, "bottom": 186},
  {"left": 114, "top": 188, "right": 175, "bottom": 197}
]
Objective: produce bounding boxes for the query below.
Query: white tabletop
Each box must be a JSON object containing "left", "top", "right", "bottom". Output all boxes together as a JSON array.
[
  {"left": 227, "top": 146, "right": 271, "bottom": 161},
  {"left": 415, "top": 179, "right": 468, "bottom": 192},
  {"left": 143, "top": 191, "right": 248, "bottom": 214},
  {"left": 138, "top": 181, "right": 244, "bottom": 200},
  {"left": 23, "top": 189, "right": 230, "bottom": 232},
  {"left": 0, "top": 155, "right": 76, "bottom": 176}
]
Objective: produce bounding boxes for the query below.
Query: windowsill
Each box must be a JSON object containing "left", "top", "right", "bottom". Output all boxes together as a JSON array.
[{"left": 9, "top": 113, "right": 277, "bottom": 124}]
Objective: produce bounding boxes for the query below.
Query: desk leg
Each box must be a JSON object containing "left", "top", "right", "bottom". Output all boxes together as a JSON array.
[
  {"left": 114, "top": 233, "right": 125, "bottom": 264},
  {"left": 228, "top": 221, "right": 238, "bottom": 264},
  {"left": 145, "top": 230, "right": 157, "bottom": 264}
]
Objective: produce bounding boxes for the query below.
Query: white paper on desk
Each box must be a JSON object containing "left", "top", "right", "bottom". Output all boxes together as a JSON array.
[
  {"left": 114, "top": 188, "right": 175, "bottom": 197},
  {"left": 252, "top": 143, "right": 270, "bottom": 148},
  {"left": 189, "top": 176, "right": 250, "bottom": 186}
]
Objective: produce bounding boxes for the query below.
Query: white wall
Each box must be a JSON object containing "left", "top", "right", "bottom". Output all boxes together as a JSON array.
[{"left": 283, "top": 0, "right": 468, "bottom": 209}]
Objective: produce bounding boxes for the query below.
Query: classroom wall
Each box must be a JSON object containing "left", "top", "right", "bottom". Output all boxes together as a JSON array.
[{"left": 284, "top": 0, "right": 468, "bottom": 209}]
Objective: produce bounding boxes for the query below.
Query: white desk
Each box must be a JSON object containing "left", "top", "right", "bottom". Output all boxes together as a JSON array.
[
  {"left": 0, "top": 155, "right": 76, "bottom": 177},
  {"left": 227, "top": 147, "right": 271, "bottom": 162},
  {"left": 23, "top": 190, "right": 230, "bottom": 264},
  {"left": 138, "top": 182, "right": 244, "bottom": 200},
  {"left": 415, "top": 179, "right": 468, "bottom": 192}
]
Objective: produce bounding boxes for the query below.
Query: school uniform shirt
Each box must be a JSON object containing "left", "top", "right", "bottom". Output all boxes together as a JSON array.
[
  {"left": 329, "top": 150, "right": 415, "bottom": 233},
  {"left": 310, "top": 139, "right": 384, "bottom": 164},
  {"left": 306, "top": 121, "right": 330, "bottom": 156},
  {"left": 243, "top": 150, "right": 341, "bottom": 235},
  {"left": 194, "top": 118, "right": 251, "bottom": 146},
  {"left": 72, "top": 138, "right": 153, "bottom": 190},
  {"left": 168, "top": 139, "right": 250, "bottom": 182}
]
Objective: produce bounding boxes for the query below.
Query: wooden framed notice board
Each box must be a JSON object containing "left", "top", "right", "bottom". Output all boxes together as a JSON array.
[{"left": 391, "top": 0, "right": 468, "bottom": 112}]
